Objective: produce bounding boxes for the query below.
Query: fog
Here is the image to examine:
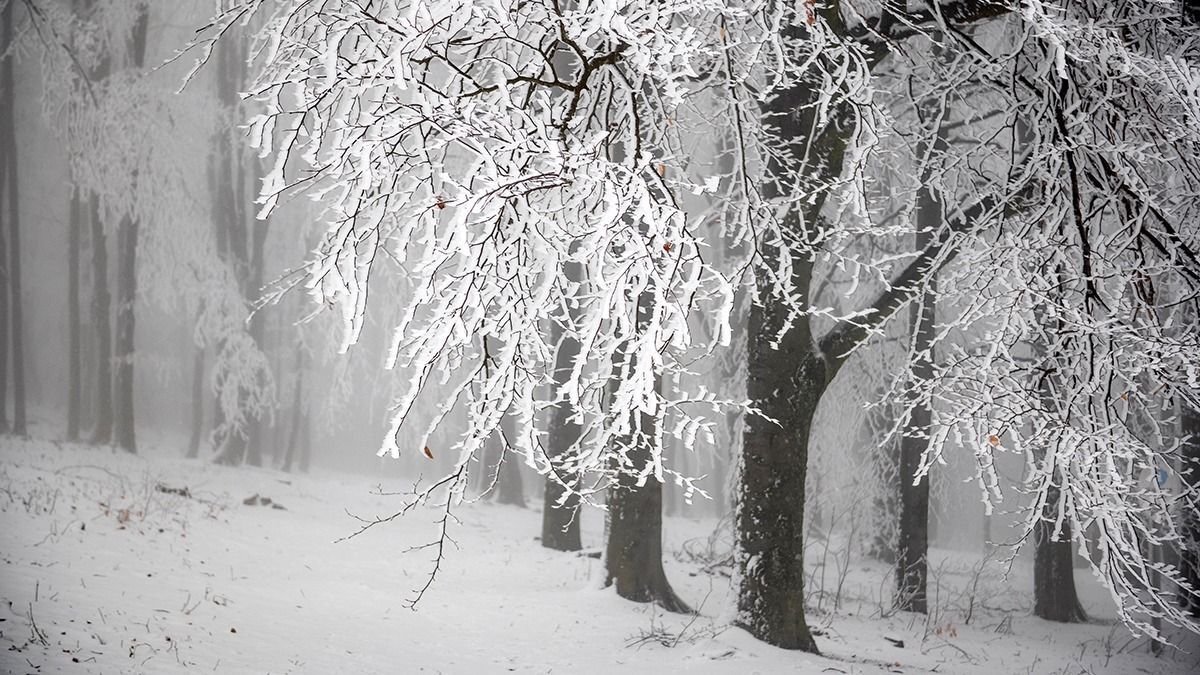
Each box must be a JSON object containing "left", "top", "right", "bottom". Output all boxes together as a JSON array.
[{"left": 1, "top": 1, "right": 1198, "bottom": 673}]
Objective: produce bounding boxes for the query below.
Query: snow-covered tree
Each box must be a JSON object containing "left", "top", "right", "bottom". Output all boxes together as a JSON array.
[
  {"left": 891, "top": 0, "right": 1200, "bottom": 637},
  {"left": 185, "top": 0, "right": 765, "bottom": 606},
  {"left": 185, "top": 0, "right": 1200, "bottom": 647},
  {"left": 22, "top": 0, "right": 274, "bottom": 453}
]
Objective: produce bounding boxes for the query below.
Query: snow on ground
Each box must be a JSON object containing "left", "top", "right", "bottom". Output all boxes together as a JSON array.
[{"left": 1, "top": 437, "right": 1197, "bottom": 674}]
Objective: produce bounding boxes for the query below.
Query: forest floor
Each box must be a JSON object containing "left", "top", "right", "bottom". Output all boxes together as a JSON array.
[{"left": 0, "top": 437, "right": 1197, "bottom": 674}]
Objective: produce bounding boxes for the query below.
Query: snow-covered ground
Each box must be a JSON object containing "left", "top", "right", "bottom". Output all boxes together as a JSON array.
[{"left": 1, "top": 437, "right": 1196, "bottom": 674}]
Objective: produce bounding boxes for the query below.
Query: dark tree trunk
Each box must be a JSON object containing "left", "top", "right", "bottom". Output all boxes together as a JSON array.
[
  {"left": 187, "top": 343, "right": 205, "bottom": 458},
  {"left": 895, "top": 187, "right": 938, "bottom": 614},
  {"left": 1, "top": 0, "right": 26, "bottom": 437},
  {"left": 1178, "top": 399, "right": 1200, "bottom": 617},
  {"left": 113, "top": 213, "right": 138, "bottom": 453},
  {"left": 111, "top": 6, "right": 148, "bottom": 454},
  {"left": 604, "top": 293, "right": 688, "bottom": 612},
  {"left": 737, "top": 275, "right": 822, "bottom": 650},
  {"left": 67, "top": 185, "right": 83, "bottom": 441},
  {"left": 1033, "top": 501, "right": 1087, "bottom": 623},
  {"left": 605, "top": 394, "right": 689, "bottom": 613},
  {"left": 0, "top": 145, "right": 7, "bottom": 436},
  {"left": 542, "top": 310, "right": 582, "bottom": 550},
  {"left": 89, "top": 193, "right": 112, "bottom": 444},
  {"left": 735, "top": 37, "right": 856, "bottom": 648}
]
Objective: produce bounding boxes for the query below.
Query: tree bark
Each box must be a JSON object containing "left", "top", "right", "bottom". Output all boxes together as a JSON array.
[
  {"left": 895, "top": 186, "right": 938, "bottom": 614},
  {"left": 281, "top": 346, "right": 304, "bottom": 473},
  {"left": 542, "top": 307, "right": 582, "bottom": 551},
  {"left": 737, "top": 271, "right": 822, "bottom": 650},
  {"left": 111, "top": 6, "right": 149, "bottom": 454},
  {"left": 0, "top": 7, "right": 10, "bottom": 435},
  {"left": 735, "top": 30, "right": 854, "bottom": 647},
  {"left": 210, "top": 27, "right": 273, "bottom": 466},
  {"left": 186, "top": 343, "right": 205, "bottom": 458},
  {"left": 2, "top": 0, "right": 26, "bottom": 437},
  {"left": 88, "top": 193, "right": 112, "bottom": 444},
  {"left": 68, "top": 184, "right": 83, "bottom": 441},
  {"left": 605, "top": 385, "right": 689, "bottom": 613},
  {"left": 297, "top": 412, "right": 312, "bottom": 473},
  {"left": 1033, "top": 497, "right": 1087, "bottom": 622},
  {"left": 0, "top": 141, "right": 7, "bottom": 435},
  {"left": 868, "top": 422, "right": 899, "bottom": 564},
  {"left": 113, "top": 212, "right": 138, "bottom": 453},
  {"left": 604, "top": 295, "right": 688, "bottom": 612},
  {"left": 1178, "top": 399, "right": 1199, "bottom": 617}
]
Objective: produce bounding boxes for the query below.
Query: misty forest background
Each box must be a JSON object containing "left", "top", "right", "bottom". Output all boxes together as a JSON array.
[{"left": 0, "top": 1, "right": 1199, "bottom": 673}]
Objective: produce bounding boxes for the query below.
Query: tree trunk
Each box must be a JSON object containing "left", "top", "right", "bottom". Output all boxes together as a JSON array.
[
  {"left": 2, "top": 0, "right": 26, "bottom": 437},
  {"left": 542, "top": 310, "right": 582, "bottom": 551},
  {"left": 297, "top": 412, "right": 312, "bottom": 473},
  {"left": 281, "top": 346, "right": 304, "bottom": 473},
  {"left": 1178, "top": 399, "right": 1199, "bottom": 617},
  {"left": 895, "top": 187, "right": 938, "bottom": 614},
  {"left": 113, "top": 213, "right": 138, "bottom": 453},
  {"left": 0, "top": 141, "right": 7, "bottom": 436},
  {"left": 735, "top": 41, "right": 857, "bottom": 649},
  {"left": 89, "top": 192, "right": 112, "bottom": 444},
  {"left": 737, "top": 272, "right": 822, "bottom": 650},
  {"left": 186, "top": 343, "right": 205, "bottom": 458},
  {"left": 111, "top": 7, "right": 148, "bottom": 454},
  {"left": 67, "top": 184, "right": 83, "bottom": 441},
  {"left": 604, "top": 295, "right": 688, "bottom": 613},
  {"left": 868, "top": 426, "right": 899, "bottom": 564},
  {"left": 210, "top": 28, "right": 272, "bottom": 467},
  {"left": 605, "top": 390, "right": 689, "bottom": 613},
  {"left": 1033, "top": 497, "right": 1087, "bottom": 623}
]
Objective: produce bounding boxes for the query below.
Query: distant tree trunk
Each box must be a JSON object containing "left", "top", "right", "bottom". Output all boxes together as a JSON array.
[
  {"left": 493, "top": 414, "right": 526, "bottom": 507},
  {"left": 281, "top": 346, "right": 304, "bottom": 473},
  {"left": 868, "top": 426, "right": 899, "bottom": 564},
  {"left": 243, "top": 179, "right": 270, "bottom": 467},
  {"left": 67, "top": 185, "right": 83, "bottom": 441},
  {"left": 1, "top": 0, "right": 26, "bottom": 437},
  {"left": 661, "top": 372, "right": 681, "bottom": 518},
  {"left": 895, "top": 187, "right": 937, "bottom": 614},
  {"left": 297, "top": 412, "right": 312, "bottom": 473},
  {"left": 111, "top": 6, "right": 148, "bottom": 454},
  {"left": 186, "top": 343, "right": 205, "bottom": 458},
  {"left": 210, "top": 27, "right": 272, "bottom": 467},
  {"left": 542, "top": 309, "right": 582, "bottom": 550},
  {"left": 79, "top": 219, "right": 94, "bottom": 432},
  {"left": 1178, "top": 399, "right": 1199, "bottom": 617},
  {"left": 113, "top": 212, "right": 138, "bottom": 453},
  {"left": 89, "top": 193, "right": 111, "bottom": 444},
  {"left": 605, "top": 372, "right": 688, "bottom": 613},
  {"left": 0, "top": 150, "right": 7, "bottom": 436},
  {"left": 0, "top": 9, "right": 9, "bottom": 437}
]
